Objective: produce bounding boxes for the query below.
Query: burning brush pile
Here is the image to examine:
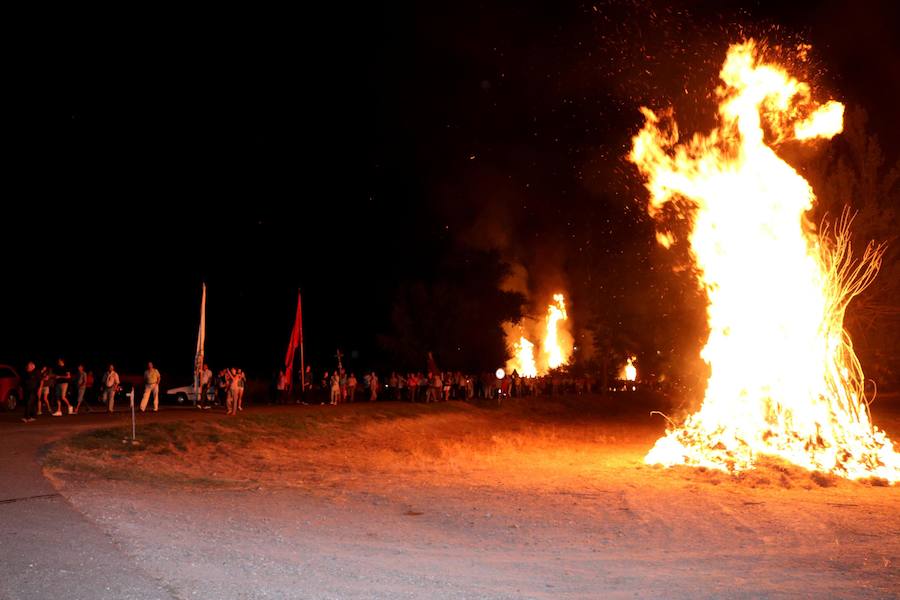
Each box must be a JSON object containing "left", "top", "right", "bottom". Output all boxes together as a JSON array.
[
  {"left": 505, "top": 293, "right": 574, "bottom": 377},
  {"left": 630, "top": 40, "right": 900, "bottom": 483}
]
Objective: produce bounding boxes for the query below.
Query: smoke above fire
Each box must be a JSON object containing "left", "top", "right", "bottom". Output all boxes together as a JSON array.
[{"left": 451, "top": 180, "right": 577, "bottom": 376}]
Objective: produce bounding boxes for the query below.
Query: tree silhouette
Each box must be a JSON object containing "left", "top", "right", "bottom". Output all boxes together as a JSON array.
[
  {"left": 379, "top": 249, "right": 525, "bottom": 372},
  {"left": 805, "top": 107, "right": 900, "bottom": 387}
]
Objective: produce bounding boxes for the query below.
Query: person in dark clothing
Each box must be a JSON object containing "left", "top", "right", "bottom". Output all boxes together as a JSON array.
[
  {"left": 52, "top": 358, "right": 73, "bottom": 416},
  {"left": 21, "top": 361, "right": 40, "bottom": 423},
  {"left": 216, "top": 370, "right": 229, "bottom": 407}
]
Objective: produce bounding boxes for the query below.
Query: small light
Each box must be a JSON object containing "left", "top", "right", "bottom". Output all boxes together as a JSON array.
[{"left": 495, "top": 368, "right": 505, "bottom": 380}]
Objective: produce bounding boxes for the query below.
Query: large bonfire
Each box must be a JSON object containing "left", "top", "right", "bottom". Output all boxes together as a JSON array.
[{"left": 629, "top": 40, "right": 900, "bottom": 483}]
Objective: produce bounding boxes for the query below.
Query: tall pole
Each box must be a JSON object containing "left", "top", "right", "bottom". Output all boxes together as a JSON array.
[
  {"left": 299, "top": 292, "right": 305, "bottom": 393},
  {"left": 194, "top": 282, "right": 206, "bottom": 405},
  {"left": 129, "top": 387, "right": 136, "bottom": 443}
]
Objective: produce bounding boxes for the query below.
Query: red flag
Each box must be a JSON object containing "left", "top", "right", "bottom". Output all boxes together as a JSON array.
[{"left": 284, "top": 291, "right": 303, "bottom": 389}]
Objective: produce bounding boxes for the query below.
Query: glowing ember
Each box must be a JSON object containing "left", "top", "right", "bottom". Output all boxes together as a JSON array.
[
  {"left": 630, "top": 40, "right": 900, "bottom": 483},
  {"left": 543, "top": 293, "right": 569, "bottom": 370},
  {"left": 623, "top": 357, "right": 637, "bottom": 382},
  {"left": 509, "top": 336, "right": 538, "bottom": 378}
]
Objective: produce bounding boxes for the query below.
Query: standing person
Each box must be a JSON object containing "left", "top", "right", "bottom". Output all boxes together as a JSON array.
[
  {"left": 407, "top": 373, "right": 418, "bottom": 402},
  {"left": 424, "top": 374, "right": 434, "bottom": 403},
  {"left": 21, "top": 362, "right": 39, "bottom": 423},
  {"left": 499, "top": 372, "right": 511, "bottom": 399},
  {"left": 397, "top": 372, "right": 407, "bottom": 400},
  {"left": 217, "top": 370, "right": 228, "bottom": 407},
  {"left": 101, "top": 364, "right": 120, "bottom": 412},
  {"left": 276, "top": 369, "right": 288, "bottom": 404},
  {"left": 74, "top": 364, "right": 90, "bottom": 414},
  {"left": 432, "top": 372, "right": 443, "bottom": 403},
  {"left": 52, "top": 359, "right": 73, "bottom": 416},
  {"left": 442, "top": 372, "right": 451, "bottom": 401},
  {"left": 299, "top": 365, "right": 312, "bottom": 404},
  {"left": 236, "top": 369, "right": 246, "bottom": 412},
  {"left": 37, "top": 366, "right": 52, "bottom": 415},
  {"left": 139, "top": 361, "right": 161, "bottom": 412},
  {"left": 226, "top": 368, "right": 239, "bottom": 415},
  {"left": 303, "top": 365, "right": 312, "bottom": 394},
  {"left": 346, "top": 372, "right": 357, "bottom": 402},
  {"left": 329, "top": 371, "right": 341, "bottom": 405},
  {"left": 199, "top": 363, "right": 213, "bottom": 409},
  {"left": 339, "top": 369, "right": 348, "bottom": 403},
  {"left": 368, "top": 372, "right": 379, "bottom": 402},
  {"left": 388, "top": 372, "right": 399, "bottom": 400}
]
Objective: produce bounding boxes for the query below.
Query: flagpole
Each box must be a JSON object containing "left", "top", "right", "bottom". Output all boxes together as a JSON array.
[
  {"left": 194, "top": 283, "right": 206, "bottom": 406},
  {"left": 299, "top": 291, "right": 305, "bottom": 393}
]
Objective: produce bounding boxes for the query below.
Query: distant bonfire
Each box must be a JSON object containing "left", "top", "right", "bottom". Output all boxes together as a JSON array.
[{"left": 505, "top": 293, "right": 573, "bottom": 376}]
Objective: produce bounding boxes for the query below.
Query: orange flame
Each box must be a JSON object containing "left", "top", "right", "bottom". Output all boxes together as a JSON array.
[
  {"left": 509, "top": 336, "right": 538, "bottom": 378},
  {"left": 630, "top": 40, "right": 900, "bottom": 482},
  {"left": 543, "top": 293, "right": 570, "bottom": 370},
  {"left": 506, "top": 293, "right": 572, "bottom": 376},
  {"left": 622, "top": 357, "right": 637, "bottom": 382}
]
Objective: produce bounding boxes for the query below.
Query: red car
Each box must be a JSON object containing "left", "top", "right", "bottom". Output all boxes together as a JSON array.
[{"left": 0, "top": 364, "right": 22, "bottom": 411}]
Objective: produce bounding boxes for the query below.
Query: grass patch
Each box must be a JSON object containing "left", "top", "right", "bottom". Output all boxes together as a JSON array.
[
  {"left": 42, "top": 401, "right": 482, "bottom": 487},
  {"left": 42, "top": 395, "right": 670, "bottom": 490}
]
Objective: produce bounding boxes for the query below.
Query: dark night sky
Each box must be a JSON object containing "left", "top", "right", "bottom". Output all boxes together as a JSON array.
[{"left": 5, "top": 1, "right": 899, "bottom": 380}]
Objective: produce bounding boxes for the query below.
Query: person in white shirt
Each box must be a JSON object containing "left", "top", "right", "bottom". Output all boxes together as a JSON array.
[
  {"left": 102, "top": 364, "right": 120, "bottom": 412},
  {"left": 330, "top": 372, "right": 341, "bottom": 405},
  {"left": 227, "top": 368, "right": 240, "bottom": 415},
  {"left": 140, "top": 362, "right": 161, "bottom": 412},
  {"left": 199, "top": 364, "right": 213, "bottom": 409},
  {"left": 276, "top": 369, "right": 288, "bottom": 404},
  {"left": 368, "top": 372, "right": 379, "bottom": 402}
]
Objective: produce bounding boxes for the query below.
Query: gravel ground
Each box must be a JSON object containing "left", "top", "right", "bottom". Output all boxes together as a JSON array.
[
  {"left": 0, "top": 418, "right": 176, "bottom": 600},
  {"left": 32, "top": 398, "right": 900, "bottom": 599}
]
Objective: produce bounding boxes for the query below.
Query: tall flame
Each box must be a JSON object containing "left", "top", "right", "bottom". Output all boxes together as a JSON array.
[
  {"left": 510, "top": 336, "right": 538, "bottom": 378},
  {"left": 630, "top": 40, "right": 900, "bottom": 482},
  {"left": 544, "top": 293, "right": 570, "bottom": 370},
  {"left": 505, "top": 293, "right": 572, "bottom": 376},
  {"left": 623, "top": 357, "right": 637, "bottom": 382}
]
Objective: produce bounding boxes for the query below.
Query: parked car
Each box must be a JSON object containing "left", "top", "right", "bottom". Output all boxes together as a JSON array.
[
  {"left": 0, "top": 364, "right": 21, "bottom": 411},
  {"left": 165, "top": 384, "right": 216, "bottom": 406}
]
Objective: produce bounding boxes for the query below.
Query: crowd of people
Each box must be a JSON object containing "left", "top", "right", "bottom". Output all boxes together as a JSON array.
[
  {"left": 16, "top": 359, "right": 251, "bottom": 423},
  {"left": 17, "top": 359, "right": 156, "bottom": 422},
  {"left": 13, "top": 357, "right": 612, "bottom": 425},
  {"left": 209, "top": 366, "right": 248, "bottom": 415},
  {"left": 271, "top": 368, "right": 607, "bottom": 405}
]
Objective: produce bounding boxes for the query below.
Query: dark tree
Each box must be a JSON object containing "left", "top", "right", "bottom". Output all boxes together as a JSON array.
[
  {"left": 804, "top": 107, "right": 900, "bottom": 388},
  {"left": 379, "top": 249, "right": 525, "bottom": 372}
]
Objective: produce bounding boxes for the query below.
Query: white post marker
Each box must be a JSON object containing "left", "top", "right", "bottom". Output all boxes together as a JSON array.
[{"left": 128, "top": 387, "right": 139, "bottom": 445}]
